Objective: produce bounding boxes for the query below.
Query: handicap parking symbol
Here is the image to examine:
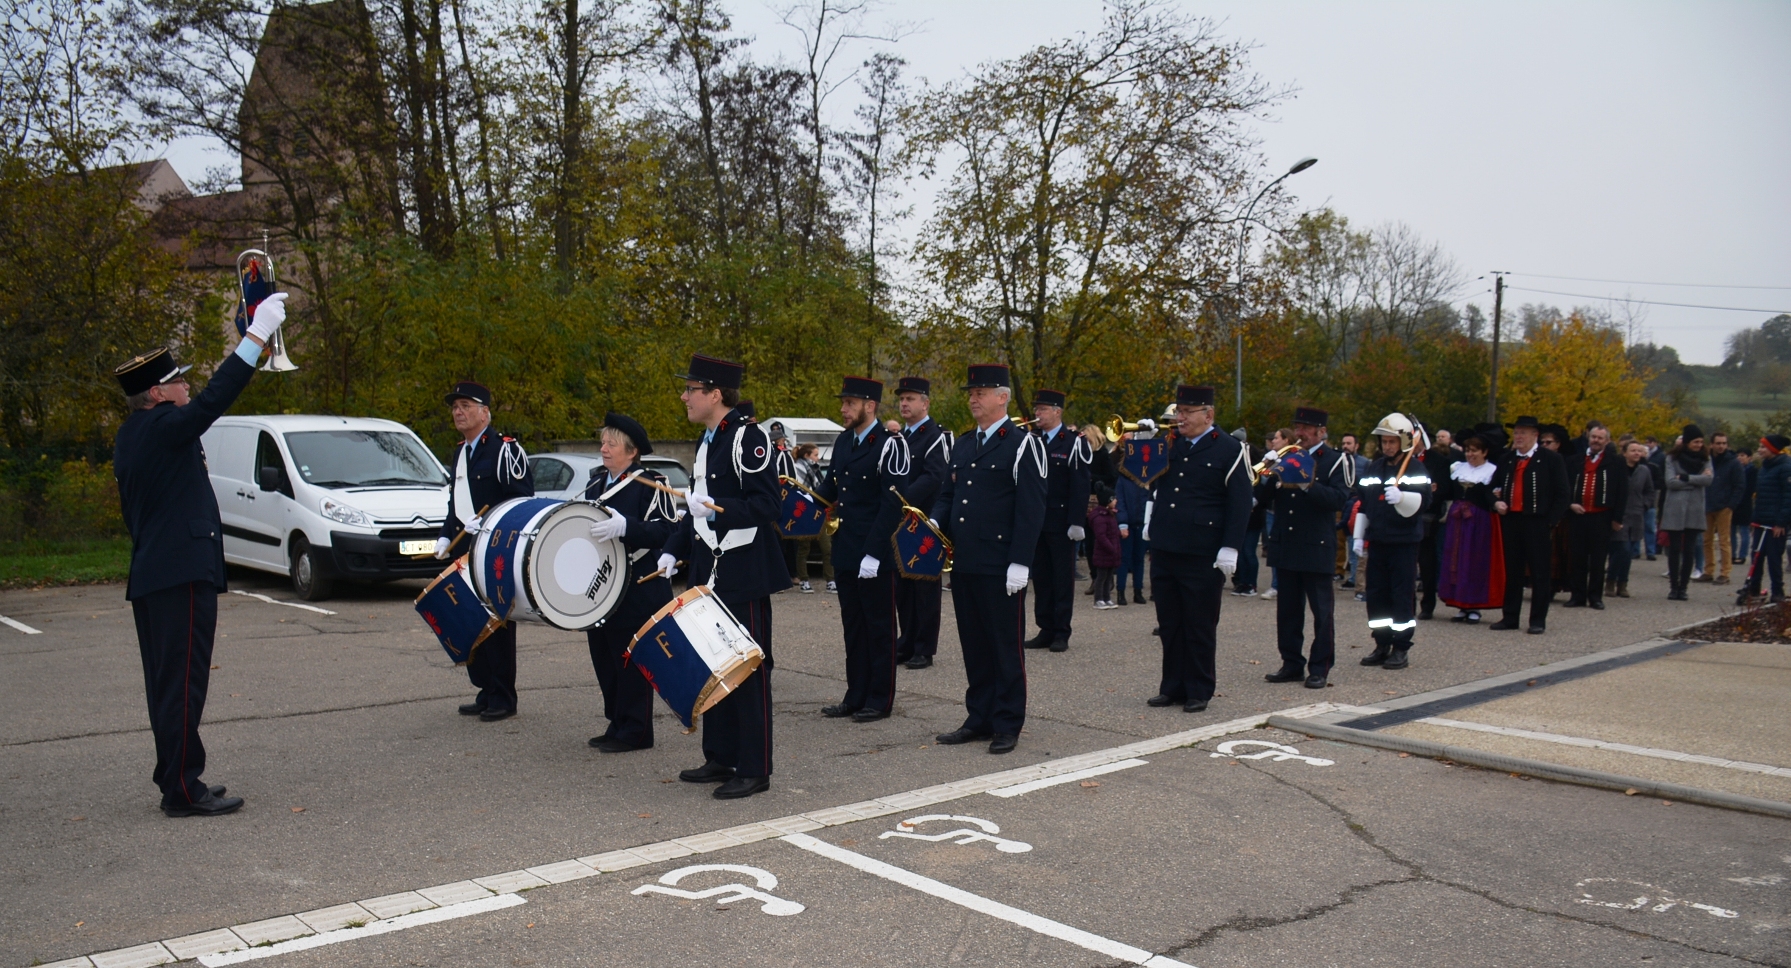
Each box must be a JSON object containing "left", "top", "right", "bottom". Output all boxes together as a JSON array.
[
  {"left": 879, "top": 815, "right": 1033, "bottom": 853},
  {"left": 1209, "top": 739, "right": 1334, "bottom": 767},
  {"left": 632, "top": 864, "right": 805, "bottom": 916}
]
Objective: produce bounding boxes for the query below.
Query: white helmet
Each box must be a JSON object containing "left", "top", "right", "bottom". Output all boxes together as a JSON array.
[{"left": 1372, "top": 412, "right": 1416, "bottom": 452}]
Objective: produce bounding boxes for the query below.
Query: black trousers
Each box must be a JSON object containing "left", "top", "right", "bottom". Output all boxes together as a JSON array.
[
  {"left": 1152, "top": 550, "right": 1223, "bottom": 702},
  {"left": 1276, "top": 568, "right": 1335, "bottom": 676},
  {"left": 1500, "top": 515, "right": 1555, "bottom": 628},
  {"left": 1031, "top": 530, "right": 1076, "bottom": 641},
  {"left": 1366, "top": 541, "right": 1419, "bottom": 647},
  {"left": 1666, "top": 529, "right": 1701, "bottom": 593},
  {"left": 1418, "top": 518, "right": 1440, "bottom": 615},
  {"left": 132, "top": 581, "right": 218, "bottom": 805},
  {"left": 1743, "top": 528, "right": 1786, "bottom": 596},
  {"left": 895, "top": 576, "right": 941, "bottom": 660},
  {"left": 587, "top": 620, "right": 656, "bottom": 748},
  {"left": 837, "top": 567, "right": 899, "bottom": 713},
  {"left": 701, "top": 596, "right": 774, "bottom": 777},
  {"left": 1566, "top": 511, "right": 1615, "bottom": 603},
  {"left": 468, "top": 622, "right": 517, "bottom": 713},
  {"left": 949, "top": 573, "right": 1028, "bottom": 736}
]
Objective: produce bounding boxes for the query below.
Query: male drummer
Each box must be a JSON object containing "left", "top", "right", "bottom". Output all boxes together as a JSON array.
[
  {"left": 894, "top": 376, "right": 951, "bottom": 669},
  {"left": 434, "top": 382, "right": 534, "bottom": 721},
  {"left": 582, "top": 412, "right": 678, "bottom": 752},
  {"left": 659, "top": 354, "right": 789, "bottom": 799},
  {"left": 816, "top": 376, "right": 910, "bottom": 722}
]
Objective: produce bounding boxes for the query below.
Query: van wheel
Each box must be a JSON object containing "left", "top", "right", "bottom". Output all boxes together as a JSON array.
[{"left": 290, "top": 536, "right": 335, "bottom": 601}]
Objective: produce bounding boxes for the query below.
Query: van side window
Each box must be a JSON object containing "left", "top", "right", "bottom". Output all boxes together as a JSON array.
[{"left": 257, "top": 432, "right": 294, "bottom": 497}]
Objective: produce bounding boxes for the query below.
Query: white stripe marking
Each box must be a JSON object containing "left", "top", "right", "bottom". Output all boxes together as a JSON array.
[
  {"left": 0, "top": 614, "right": 43, "bottom": 634},
  {"left": 196, "top": 894, "right": 523, "bottom": 966},
  {"left": 1416, "top": 717, "right": 1791, "bottom": 778},
  {"left": 987, "top": 759, "right": 1149, "bottom": 797},
  {"left": 782, "top": 833, "right": 1195, "bottom": 967},
  {"left": 229, "top": 590, "right": 337, "bottom": 615}
]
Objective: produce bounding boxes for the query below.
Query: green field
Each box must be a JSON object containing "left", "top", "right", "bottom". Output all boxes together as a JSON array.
[
  {"left": 0, "top": 537, "right": 131, "bottom": 588},
  {"left": 1684, "top": 365, "right": 1791, "bottom": 428}
]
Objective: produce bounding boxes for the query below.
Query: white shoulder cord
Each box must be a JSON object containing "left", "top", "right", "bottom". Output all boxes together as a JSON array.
[
  {"left": 932, "top": 429, "right": 954, "bottom": 461},
  {"left": 1014, "top": 433, "right": 1048, "bottom": 483},
  {"left": 881, "top": 433, "right": 911, "bottom": 478},
  {"left": 1071, "top": 434, "right": 1092, "bottom": 467},
  {"left": 498, "top": 439, "right": 528, "bottom": 482},
  {"left": 1223, "top": 442, "right": 1248, "bottom": 485},
  {"left": 733, "top": 424, "right": 773, "bottom": 479}
]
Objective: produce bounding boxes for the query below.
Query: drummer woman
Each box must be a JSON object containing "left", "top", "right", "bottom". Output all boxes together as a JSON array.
[{"left": 582, "top": 412, "right": 680, "bottom": 752}]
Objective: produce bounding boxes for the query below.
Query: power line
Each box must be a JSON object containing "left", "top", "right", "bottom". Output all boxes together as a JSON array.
[
  {"left": 1502, "top": 286, "right": 1789, "bottom": 315},
  {"left": 1509, "top": 271, "right": 1791, "bottom": 291}
]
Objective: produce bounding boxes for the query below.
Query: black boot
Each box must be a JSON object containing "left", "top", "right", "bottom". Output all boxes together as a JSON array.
[
  {"left": 1383, "top": 645, "right": 1410, "bottom": 670},
  {"left": 1360, "top": 641, "right": 1392, "bottom": 666}
]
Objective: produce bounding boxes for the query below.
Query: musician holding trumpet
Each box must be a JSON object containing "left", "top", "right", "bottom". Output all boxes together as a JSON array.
[{"left": 1256, "top": 406, "right": 1355, "bottom": 690}]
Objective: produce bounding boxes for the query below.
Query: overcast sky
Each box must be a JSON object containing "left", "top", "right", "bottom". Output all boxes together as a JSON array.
[{"left": 160, "top": 0, "right": 1791, "bottom": 364}]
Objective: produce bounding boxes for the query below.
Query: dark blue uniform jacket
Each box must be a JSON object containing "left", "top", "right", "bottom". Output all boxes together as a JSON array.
[
  {"left": 1148, "top": 427, "right": 1252, "bottom": 558},
  {"left": 900, "top": 417, "right": 952, "bottom": 514},
  {"left": 1037, "top": 426, "right": 1093, "bottom": 532},
  {"left": 1262, "top": 440, "right": 1354, "bottom": 574},
  {"left": 818, "top": 422, "right": 909, "bottom": 569},
  {"left": 584, "top": 462, "right": 678, "bottom": 618},
  {"left": 663, "top": 409, "right": 792, "bottom": 602},
  {"left": 930, "top": 418, "right": 1048, "bottom": 576},
  {"left": 440, "top": 426, "right": 534, "bottom": 539}
]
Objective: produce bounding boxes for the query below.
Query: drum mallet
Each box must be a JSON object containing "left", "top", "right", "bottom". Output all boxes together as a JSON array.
[
  {"left": 637, "top": 560, "right": 686, "bottom": 584},
  {"left": 639, "top": 477, "right": 723, "bottom": 514}
]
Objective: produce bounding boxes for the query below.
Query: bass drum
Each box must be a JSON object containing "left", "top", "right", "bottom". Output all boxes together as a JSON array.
[{"left": 470, "top": 497, "right": 630, "bottom": 630}]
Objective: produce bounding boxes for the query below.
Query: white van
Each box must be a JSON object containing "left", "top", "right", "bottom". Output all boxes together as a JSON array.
[{"left": 200, "top": 415, "right": 451, "bottom": 601}]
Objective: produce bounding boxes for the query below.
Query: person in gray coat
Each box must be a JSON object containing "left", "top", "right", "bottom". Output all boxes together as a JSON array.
[
  {"left": 1609, "top": 440, "right": 1655, "bottom": 598},
  {"left": 1661, "top": 425, "right": 1714, "bottom": 600}
]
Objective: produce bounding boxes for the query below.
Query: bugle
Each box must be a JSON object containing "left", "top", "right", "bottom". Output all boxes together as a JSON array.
[{"left": 236, "top": 248, "right": 297, "bottom": 372}]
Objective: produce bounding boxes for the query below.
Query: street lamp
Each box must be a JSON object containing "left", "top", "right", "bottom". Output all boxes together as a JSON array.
[{"left": 1232, "top": 157, "right": 1318, "bottom": 413}]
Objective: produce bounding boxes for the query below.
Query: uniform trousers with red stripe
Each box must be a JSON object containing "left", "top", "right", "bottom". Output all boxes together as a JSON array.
[
  {"left": 131, "top": 581, "right": 218, "bottom": 806},
  {"left": 701, "top": 595, "right": 774, "bottom": 777},
  {"left": 836, "top": 567, "right": 899, "bottom": 713},
  {"left": 948, "top": 573, "right": 1029, "bottom": 737},
  {"left": 1152, "top": 550, "right": 1224, "bottom": 702}
]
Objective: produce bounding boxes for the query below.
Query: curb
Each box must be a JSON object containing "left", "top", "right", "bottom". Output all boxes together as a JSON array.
[{"left": 1266, "top": 716, "right": 1791, "bottom": 821}]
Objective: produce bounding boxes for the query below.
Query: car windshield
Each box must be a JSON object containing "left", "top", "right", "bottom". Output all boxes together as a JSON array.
[{"left": 285, "top": 430, "right": 447, "bottom": 488}]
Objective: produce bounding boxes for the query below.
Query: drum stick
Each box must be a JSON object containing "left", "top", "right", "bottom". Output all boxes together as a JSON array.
[
  {"left": 409, "top": 504, "right": 490, "bottom": 559},
  {"left": 636, "top": 561, "right": 685, "bottom": 584},
  {"left": 640, "top": 476, "right": 723, "bottom": 514}
]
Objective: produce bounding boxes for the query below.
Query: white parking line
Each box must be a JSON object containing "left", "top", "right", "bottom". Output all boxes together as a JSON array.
[
  {"left": 1416, "top": 717, "right": 1791, "bottom": 778},
  {"left": 228, "top": 590, "right": 337, "bottom": 615},
  {"left": 0, "top": 614, "right": 44, "bottom": 634},
  {"left": 196, "top": 894, "right": 525, "bottom": 966},
  {"left": 783, "top": 833, "right": 1194, "bottom": 967},
  {"left": 987, "top": 758, "right": 1149, "bottom": 797}
]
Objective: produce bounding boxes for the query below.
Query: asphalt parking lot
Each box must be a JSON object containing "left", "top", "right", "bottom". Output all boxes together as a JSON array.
[{"left": 2, "top": 565, "right": 1786, "bottom": 967}]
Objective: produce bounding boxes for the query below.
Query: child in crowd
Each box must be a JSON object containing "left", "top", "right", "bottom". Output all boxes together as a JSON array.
[{"left": 1089, "top": 484, "right": 1122, "bottom": 608}]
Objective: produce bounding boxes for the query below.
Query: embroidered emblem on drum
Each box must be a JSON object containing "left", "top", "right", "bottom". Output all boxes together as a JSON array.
[
  {"left": 493, "top": 553, "right": 506, "bottom": 581},
  {"left": 878, "top": 815, "right": 1032, "bottom": 853},
  {"left": 632, "top": 865, "right": 804, "bottom": 916},
  {"left": 1208, "top": 739, "right": 1334, "bottom": 767}
]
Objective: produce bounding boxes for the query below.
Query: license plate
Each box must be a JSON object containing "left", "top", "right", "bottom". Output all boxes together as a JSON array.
[{"left": 399, "top": 540, "right": 435, "bottom": 556}]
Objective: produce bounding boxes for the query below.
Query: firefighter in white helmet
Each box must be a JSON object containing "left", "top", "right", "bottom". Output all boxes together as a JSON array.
[{"left": 1351, "top": 413, "right": 1432, "bottom": 669}]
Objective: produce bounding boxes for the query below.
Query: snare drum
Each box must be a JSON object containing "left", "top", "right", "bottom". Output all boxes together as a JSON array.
[
  {"left": 470, "top": 497, "right": 630, "bottom": 630},
  {"left": 415, "top": 557, "right": 502, "bottom": 665},
  {"left": 627, "top": 586, "right": 766, "bottom": 731}
]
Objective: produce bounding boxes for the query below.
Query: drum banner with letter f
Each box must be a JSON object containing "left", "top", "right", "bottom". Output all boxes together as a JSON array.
[{"left": 1118, "top": 437, "right": 1170, "bottom": 487}]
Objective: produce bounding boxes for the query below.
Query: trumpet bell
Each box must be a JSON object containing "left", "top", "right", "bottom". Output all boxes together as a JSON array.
[
  {"left": 262, "top": 327, "right": 298, "bottom": 372},
  {"left": 1104, "top": 414, "right": 1144, "bottom": 442}
]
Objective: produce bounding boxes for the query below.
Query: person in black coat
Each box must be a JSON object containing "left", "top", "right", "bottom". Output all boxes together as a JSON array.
[
  {"left": 815, "top": 376, "right": 911, "bottom": 721},
  {"left": 1144, "top": 385, "right": 1253, "bottom": 712},
  {"left": 929, "top": 363, "right": 1048, "bottom": 754},
  {"left": 580, "top": 412, "right": 678, "bottom": 753},
  {"left": 1259, "top": 406, "right": 1354, "bottom": 689},
  {"left": 434, "top": 382, "right": 535, "bottom": 721},
  {"left": 112, "top": 291, "right": 287, "bottom": 817},
  {"left": 1026, "top": 389, "right": 1093, "bottom": 652},
  {"left": 1491, "top": 415, "right": 1572, "bottom": 633},
  {"left": 660, "top": 354, "right": 790, "bottom": 799},
  {"left": 1561, "top": 422, "right": 1627, "bottom": 610},
  {"left": 893, "top": 376, "right": 951, "bottom": 669}
]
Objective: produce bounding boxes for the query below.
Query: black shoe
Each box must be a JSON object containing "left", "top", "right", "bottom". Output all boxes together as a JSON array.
[
  {"left": 822, "top": 703, "right": 859, "bottom": 718},
  {"left": 851, "top": 708, "right": 889, "bottom": 723},
  {"left": 162, "top": 791, "right": 245, "bottom": 818},
  {"left": 1024, "top": 633, "right": 1051, "bottom": 650},
  {"left": 1146, "top": 694, "right": 1181, "bottom": 707},
  {"left": 1418, "top": 610, "right": 1434, "bottom": 621},
  {"left": 1646, "top": 553, "right": 1656, "bottom": 561},
  {"left": 1526, "top": 625, "right": 1546, "bottom": 635},
  {"left": 1360, "top": 643, "right": 1391, "bottom": 666},
  {"left": 458, "top": 702, "right": 487, "bottom": 716},
  {"left": 595, "top": 737, "right": 649, "bottom": 753},
  {"left": 1562, "top": 598, "right": 1586, "bottom": 608},
  {"left": 1048, "top": 637, "right": 1069, "bottom": 653},
  {"left": 894, "top": 652, "right": 913, "bottom": 666},
  {"left": 935, "top": 727, "right": 993, "bottom": 745},
  {"left": 1668, "top": 589, "right": 1687, "bottom": 601},
  {"left": 1133, "top": 590, "right": 1146, "bottom": 604},
  {"left": 1151, "top": 626, "right": 1161, "bottom": 636},
  {"left": 1304, "top": 673, "right": 1328, "bottom": 689},
  {"left": 905, "top": 655, "right": 933, "bottom": 669},
  {"left": 679, "top": 761, "right": 735, "bottom": 783},
  {"left": 479, "top": 707, "right": 515, "bottom": 722},
  {"left": 1772, "top": 593, "right": 1786, "bottom": 604},
  {"left": 1382, "top": 647, "right": 1409, "bottom": 670},
  {"left": 713, "top": 775, "right": 769, "bottom": 800},
  {"left": 1588, "top": 600, "right": 1605, "bottom": 610},
  {"left": 1264, "top": 666, "right": 1306, "bottom": 683},
  {"left": 1488, "top": 620, "right": 1520, "bottom": 631},
  {"left": 588, "top": 731, "right": 614, "bottom": 748},
  {"left": 206, "top": 784, "right": 227, "bottom": 798},
  {"left": 988, "top": 734, "right": 1018, "bottom": 754},
  {"left": 1182, "top": 698, "right": 1209, "bottom": 713},
  {"left": 1340, "top": 580, "right": 1355, "bottom": 589}
]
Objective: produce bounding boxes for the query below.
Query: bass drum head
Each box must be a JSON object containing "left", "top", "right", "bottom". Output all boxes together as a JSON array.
[{"left": 521, "top": 501, "right": 629, "bottom": 629}]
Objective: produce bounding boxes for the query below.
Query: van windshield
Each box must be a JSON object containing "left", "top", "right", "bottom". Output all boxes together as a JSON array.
[{"left": 285, "top": 430, "right": 447, "bottom": 488}]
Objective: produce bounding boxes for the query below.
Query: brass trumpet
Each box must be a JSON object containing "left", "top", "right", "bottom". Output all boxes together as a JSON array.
[
  {"left": 1104, "top": 414, "right": 1145, "bottom": 442},
  {"left": 1250, "top": 443, "right": 1301, "bottom": 483},
  {"left": 237, "top": 247, "right": 297, "bottom": 372}
]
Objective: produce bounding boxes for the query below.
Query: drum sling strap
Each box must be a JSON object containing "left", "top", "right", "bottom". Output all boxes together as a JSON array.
[{"left": 692, "top": 436, "right": 761, "bottom": 595}]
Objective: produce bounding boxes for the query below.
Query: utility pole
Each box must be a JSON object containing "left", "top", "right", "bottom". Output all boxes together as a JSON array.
[{"left": 1487, "top": 272, "right": 1505, "bottom": 424}]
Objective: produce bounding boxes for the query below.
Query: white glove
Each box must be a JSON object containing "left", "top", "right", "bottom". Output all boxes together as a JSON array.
[
  {"left": 246, "top": 291, "right": 288, "bottom": 343},
  {"left": 1067, "top": 525, "right": 1086, "bottom": 542},
  {"left": 1215, "top": 546, "right": 1238, "bottom": 578},
  {"left": 589, "top": 514, "right": 627, "bottom": 542},
  {"left": 1143, "top": 501, "right": 1154, "bottom": 541},
  {"left": 432, "top": 536, "right": 451, "bottom": 559},
  {"left": 465, "top": 514, "right": 482, "bottom": 533},
  {"left": 928, "top": 518, "right": 940, "bottom": 531},
  {"left": 685, "top": 488, "right": 715, "bottom": 520},
  {"left": 656, "top": 553, "right": 677, "bottom": 576},
  {"left": 1005, "top": 563, "right": 1030, "bottom": 596},
  {"left": 858, "top": 555, "right": 880, "bottom": 579},
  {"left": 1352, "top": 538, "right": 1366, "bottom": 557},
  {"left": 1384, "top": 484, "right": 1402, "bottom": 505}
]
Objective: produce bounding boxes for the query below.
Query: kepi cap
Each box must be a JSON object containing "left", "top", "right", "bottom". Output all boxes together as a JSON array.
[
  {"left": 1175, "top": 385, "right": 1216, "bottom": 407},
  {"left": 602, "top": 411, "right": 652, "bottom": 456},
  {"left": 1032, "top": 389, "right": 1066, "bottom": 409},
  {"left": 1292, "top": 406, "right": 1328, "bottom": 427},
  {"left": 114, "top": 347, "right": 191, "bottom": 396},
  {"left": 444, "top": 382, "right": 492, "bottom": 407},
  {"left": 961, "top": 363, "right": 1011, "bottom": 390},
  {"left": 678, "top": 354, "right": 745, "bottom": 389},
  {"left": 839, "top": 376, "right": 883, "bottom": 402},
  {"left": 896, "top": 376, "right": 931, "bottom": 396}
]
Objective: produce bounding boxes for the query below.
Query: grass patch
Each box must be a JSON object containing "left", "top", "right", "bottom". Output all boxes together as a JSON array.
[{"left": 0, "top": 536, "right": 132, "bottom": 588}]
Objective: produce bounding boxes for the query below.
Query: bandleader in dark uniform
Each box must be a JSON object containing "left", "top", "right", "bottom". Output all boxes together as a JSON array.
[
  {"left": 436, "top": 381, "right": 534, "bottom": 721},
  {"left": 661, "top": 354, "right": 790, "bottom": 799},
  {"left": 816, "top": 376, "right": 910, "bottom": 721},
  {"left": 893, "top": 376, "right": 950, "bottom": 669},
  {"left": 1352, "top": 413, "right": 1433, "bottom": 669},
  {"left": 1025, "top": 389, "right": 1092, "bottom": 653},
  {"left": 1145, "top": 385, "right": 1252, "bottom": 712},
  {"left": 113, "top": 291, "right": 286, "bottom": 817},
  {"left": 581, "top": 412, "right": 678, "bottom": 752},
  {"left": 929, "top": 363, "right": 1047, "bottom": 754},
  {"left": 1259, "top": 406, "right": 1354, "bottom": 689},
  {"left": 1490, "top": 415, "right": 1572, "bottom": 633}
]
